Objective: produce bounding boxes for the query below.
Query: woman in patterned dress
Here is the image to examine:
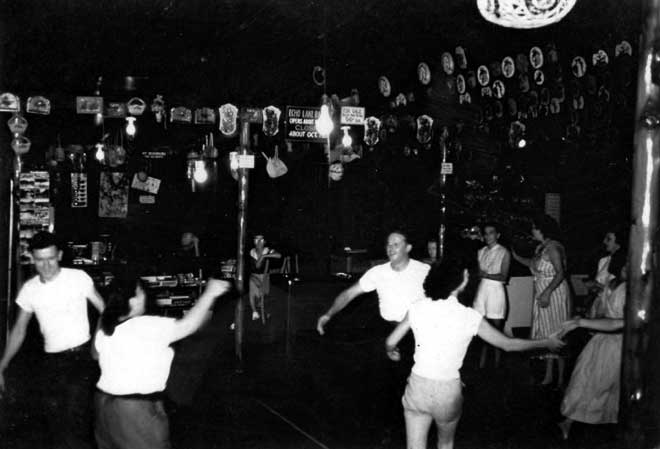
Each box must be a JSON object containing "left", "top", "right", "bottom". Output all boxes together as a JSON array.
[
  {"left": 557, "top": 250, "right": 626, "bottom": 440},
  {"left": 513, "top": 214, "right": 571, "bottom": 387}
]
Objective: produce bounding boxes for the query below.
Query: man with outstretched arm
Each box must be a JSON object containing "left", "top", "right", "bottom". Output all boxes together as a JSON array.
[
  {"left": 316, "top": 230, "right": 430, "bottom": 445},
  {"left": 0, "top": 231, "right": 105, "bottom": 449}
]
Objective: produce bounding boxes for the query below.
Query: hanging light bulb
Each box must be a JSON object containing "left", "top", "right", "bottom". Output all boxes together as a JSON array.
[
  {"left": 95, "top": 144, "right": 105, "bottom": 162},
  {"left": 94, "top": 112, "right": 104, "bottom": 126},
  {"left": 517, "top": 137, "right": 527, "bottom": 148},
  {"left": 125, "top": 117, "right": 137, "bottom": 137},
  {"left": 316, "top": 104, "right": 333, "bottom": 137},
  {"left": 229, "top": 151, "right": 239, "bottom": 171},
  {"left": 193, "top": 159, "right": 208, "bottom": 183},
  {"left": 341, "top": 126, "right": 352, "bottom": 148}
]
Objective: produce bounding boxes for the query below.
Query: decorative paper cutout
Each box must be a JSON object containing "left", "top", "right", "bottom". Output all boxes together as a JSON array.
[
  {"left": 26, "top": 96, "right": 50, "bottom": 115},
  {"left": 262, "top": 106, "right": 281, "bottom": 136},
  {"left": 219, "top": 104, "right": 238, "bottom": 136},
  {"left": 418, "top": 62, "right": 431, "bottom": 85}
]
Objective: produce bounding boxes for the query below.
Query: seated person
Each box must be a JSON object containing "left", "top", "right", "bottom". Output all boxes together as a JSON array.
[{"left": 249, "top": 234, "right": 281, "bottom": 321}]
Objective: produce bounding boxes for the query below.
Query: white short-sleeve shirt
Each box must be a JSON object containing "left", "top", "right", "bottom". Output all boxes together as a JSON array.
[
  {"left": 359, "top": 259, "right": 430, "bottom": 322},
  {"left": 16, "top": 267, "right": 95, "bottom": 353},
  {"left": 96, "top": 316, "right": 178, "bottom": 395},
  {"left": 409, "top": 296, "right": 483, "bottom": 380}
]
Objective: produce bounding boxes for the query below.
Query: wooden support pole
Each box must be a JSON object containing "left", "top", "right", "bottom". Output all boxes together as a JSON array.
[
  {"left": 233, "top": 119, "right": 251, "bottom": 370},
  {"left": 622, "top": 2, "right": 660, "bottom": 446}
]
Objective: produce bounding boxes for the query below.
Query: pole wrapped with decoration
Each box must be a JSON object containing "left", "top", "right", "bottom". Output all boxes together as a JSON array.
[{"left": 623, "top": 1, "right": 660, "bottom": 447}]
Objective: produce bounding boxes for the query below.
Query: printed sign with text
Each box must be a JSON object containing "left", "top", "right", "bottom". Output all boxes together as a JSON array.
[{"left": 285, "top": 106, "right": 326, "bottom": 142}]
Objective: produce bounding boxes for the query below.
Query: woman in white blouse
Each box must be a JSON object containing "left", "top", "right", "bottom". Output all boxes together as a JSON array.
[{"left": 386, "top": 252, "right": 564, "bottom": 449}]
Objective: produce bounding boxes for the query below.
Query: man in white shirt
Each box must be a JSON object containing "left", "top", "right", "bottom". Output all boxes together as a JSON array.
[
  {"left": 316, "top": 230, "right": 430, "bottom": 444},
  {"left": 0, "top": 231, "right": 105, "bottom": 449}
]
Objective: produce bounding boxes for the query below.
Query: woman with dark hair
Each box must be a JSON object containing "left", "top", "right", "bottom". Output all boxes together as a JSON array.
[
  {"left": 249, "top": 234, "right": 281, "bottom": 322},
  {"left": 558, "top": 250, "right": 627, "bottom": 440},
  {"left": 512, "top": 214, "right": 571, "bottom": 387},
  {"left": 385, "top": 251, "right": 564, "bottom": 449},
  {"left": 94, "top": 275, "right": 231, "bottom": 449},
  {"left": 584, "top": 227, "right": 626, "bottom": 316}
]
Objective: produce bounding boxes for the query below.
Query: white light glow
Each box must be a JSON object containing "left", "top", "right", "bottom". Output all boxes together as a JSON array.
[
  {"left": 193, "top": 160, "right": 208, "bottom": 183},
  {"left": 517, "top": 138, "right": 527, "bottom": 148},
  {"left": 95, "top": 144, "right": 105, "bottom": 162},
  {"left": 125, "top": 117, "right": 137, "bottom": 137},
  {"left": 341, "top": 126, "right": 352, "bottom": 148},
  {"left": 229, "top": 151, "right": 239, "bottom": 171},
  {"left": 316, "top": 104, "right": 334, "bottom": 137}
]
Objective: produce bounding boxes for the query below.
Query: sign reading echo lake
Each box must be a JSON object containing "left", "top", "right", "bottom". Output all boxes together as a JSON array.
[{"left": 285, "top": 106, "right": 326, "bottom": 142}]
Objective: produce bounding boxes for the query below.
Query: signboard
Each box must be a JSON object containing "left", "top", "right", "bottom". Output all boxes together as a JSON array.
[
  {"left": 441, "top": 163, "right": 454, "bottom": 175},
  {"left": 285, "top": 106, "right": 326, "bottom": 142},
  {"left": 340, "top": 106, "right": 365, "bottom": 125},
  {"left": 238, "top": 154, "right": 255, "bottom": 169}
]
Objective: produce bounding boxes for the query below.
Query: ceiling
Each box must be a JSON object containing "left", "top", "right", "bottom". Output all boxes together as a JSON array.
[{"left": 0, "top": 0, "right": 642, "bottom": 107}]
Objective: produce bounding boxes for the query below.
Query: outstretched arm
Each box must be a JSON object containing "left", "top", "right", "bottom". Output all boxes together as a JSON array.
[
  {"left": 316, "top": 283, "right": 366, "bottom": 335},
  {"left": 512, "top": 249, "right": 533, "bottom": 268},
  {"left": 170, "top": 278, "right": 233, "bottom": 342},
  {"left": 385, "top": 314, "right": 411, "bottom": 361},
  {"left": 561, "top": 317, "right": 624, "bottom": 334},
  {"left": 0, "top": 309, "right": 33, "bottom": 393},
  {"left": 477, "top": 318, "right": 564, "bottom": 352},
  {"left": 87, "top": 287, "right": 105, "bottom": 313}
]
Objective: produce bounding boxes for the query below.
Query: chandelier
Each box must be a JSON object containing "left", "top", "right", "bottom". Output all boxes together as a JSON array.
[{"left": 477, "top": 0, "right": 578, "bottom": 29}]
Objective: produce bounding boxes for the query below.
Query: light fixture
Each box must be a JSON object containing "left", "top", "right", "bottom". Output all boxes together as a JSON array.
[
  {"left": 7, "top": 113, "right": 28, "bottom": 136},
  {"left": 95, "top": 144, "right": 105, "bottom": 162},
  {"left": 125, "top": 117, "right": 137, "bottom": 137},
  {"left": 193, "top": 159, "right": 208, "bottom": 183},
  {"left": 229, "top": 151, "right": 239, "bottom": 171},
  {"left": 341, "top": 126, "right": 352, "bottom": 148},
  {"left": 316, "top": 104, "right": 333, "bottom": 137},
  {"left": 517, "top": 137, "right": 527, "bottom": 148},
  {"left": 477, "top": 0, "right": 577, "bottom": 29}
]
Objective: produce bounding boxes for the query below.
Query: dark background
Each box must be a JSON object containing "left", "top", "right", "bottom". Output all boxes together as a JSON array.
[{"left": 0, "top": 0, "right": 642, "bottom": 273}]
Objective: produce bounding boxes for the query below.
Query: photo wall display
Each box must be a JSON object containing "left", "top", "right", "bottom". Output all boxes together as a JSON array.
[{"left": 19, "top": 171, "right": 52, "bottom": 264}]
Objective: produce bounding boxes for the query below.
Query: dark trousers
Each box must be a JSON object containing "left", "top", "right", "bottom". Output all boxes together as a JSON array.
[
  {"left": 95, "top": 391, "right": 171, "bottom": 449},
  {"left": 41, "top": 342, "right": 97, "bottom": 449},
  {"left": 367, "top": 320, "right": 414, "bottom": 435}
]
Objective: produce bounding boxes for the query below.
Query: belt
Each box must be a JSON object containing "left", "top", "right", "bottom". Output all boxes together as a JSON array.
[
  {"left": 48, "top": 342, "right": 89, "bottom": 355},
  {"left": 98, "top": 389, "right": 165, "bottom": 401}
]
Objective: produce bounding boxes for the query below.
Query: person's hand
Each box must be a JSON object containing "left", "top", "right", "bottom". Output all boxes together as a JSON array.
[
  {"left": 537, "top": 291, "right": 550, "bottom": 308},
  {"left": 386, "top": 346, "right": 401, "bottom": 362},
  {"left": 559, "top": 318, "right": 580, "bottom": 335},
  {"left": 317, "top": 314, "right": 331, "bottom": 336},
  {"left": 205, "top": 279, "right": 232, "bottom": 297},
  {"left": 546, "top": 331, "right": 566, "bottom": 352}
]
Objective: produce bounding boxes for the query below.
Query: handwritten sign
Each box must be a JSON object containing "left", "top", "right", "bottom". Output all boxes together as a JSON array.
[
  {"left": 285, "top": 106, "right": 326, "bottom": 142},
  {"left": 340, "top": 106, "right": 365, "bottom": 125},
  {"left": 441, "top": 163, "right": 454, "bottom": 175},
  {"left": 238, "top": 154, "right": 255, "bottom": 169}
]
